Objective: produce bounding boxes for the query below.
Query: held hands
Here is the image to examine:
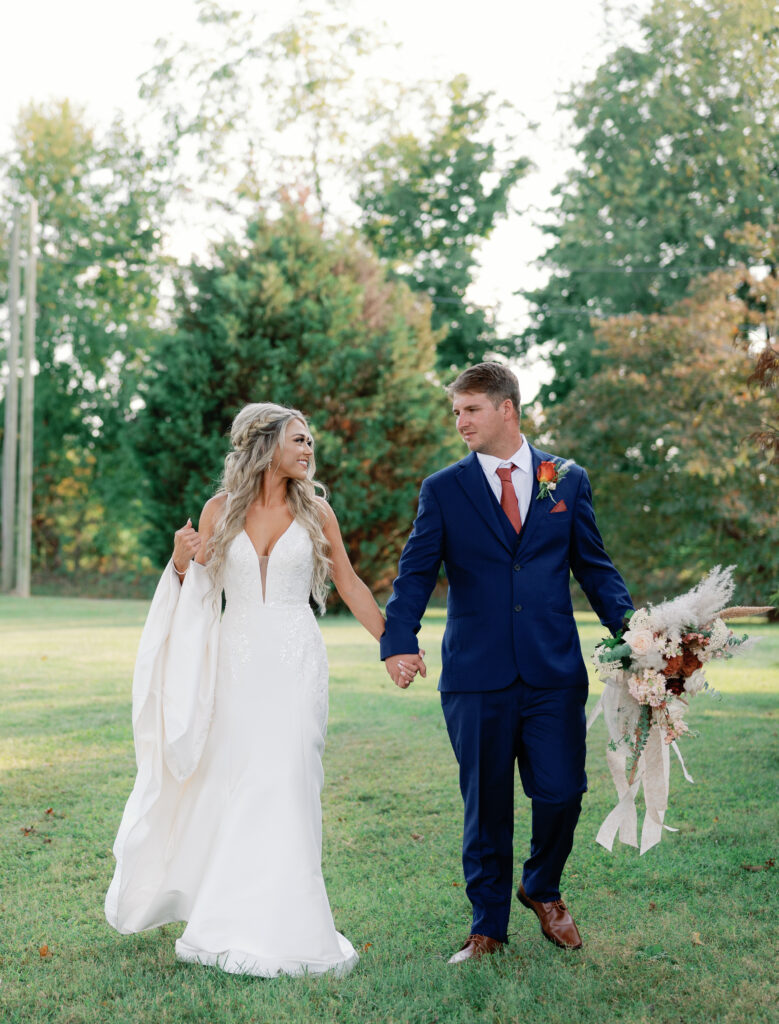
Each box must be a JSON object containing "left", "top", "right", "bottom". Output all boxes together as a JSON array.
[
  {"left": 385, "top": 650, "right": 426, "bottom": 689},
  {"left": 172, "top": 518, "right": 202, "bottom": 574}
]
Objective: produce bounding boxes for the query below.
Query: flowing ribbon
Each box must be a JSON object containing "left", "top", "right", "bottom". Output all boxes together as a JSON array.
[{"left": 587, "top": 681, "right": 694, "bottom": 854}]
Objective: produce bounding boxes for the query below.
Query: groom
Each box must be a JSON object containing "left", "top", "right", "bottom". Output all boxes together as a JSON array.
[{"left": 381, "top": 362, "right": 632, "bottom": 961}]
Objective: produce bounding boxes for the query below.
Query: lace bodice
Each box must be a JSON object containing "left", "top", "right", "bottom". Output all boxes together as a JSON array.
[{"left": 224, "top": 521, "right": 315, "bottom": 610}]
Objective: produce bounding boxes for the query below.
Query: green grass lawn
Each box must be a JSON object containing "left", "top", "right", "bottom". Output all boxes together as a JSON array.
[{"left": 1, "top": 595, "right": 777, "bottom": 1024}]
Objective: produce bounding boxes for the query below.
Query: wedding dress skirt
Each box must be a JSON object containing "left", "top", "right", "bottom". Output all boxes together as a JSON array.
[{"left": 105, "top": 521, "right": 358, "bottom": 977}]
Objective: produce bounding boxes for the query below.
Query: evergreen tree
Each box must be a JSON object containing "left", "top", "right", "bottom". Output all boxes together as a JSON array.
[{"left": 134, "top": 203, "right": 457, "bottom": 589}]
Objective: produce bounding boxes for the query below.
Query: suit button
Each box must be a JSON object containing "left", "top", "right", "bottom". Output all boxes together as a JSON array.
[
  {"left": 514, "top": 604, "right": 522, "bottom": 612},
  {"left": 513, "top": 563, "right": 521, "bottom": 571}
]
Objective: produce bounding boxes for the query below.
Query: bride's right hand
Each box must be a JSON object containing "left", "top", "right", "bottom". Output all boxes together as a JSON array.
[{"left": 173, "top": 518, "right": 202, "bottom": 573}]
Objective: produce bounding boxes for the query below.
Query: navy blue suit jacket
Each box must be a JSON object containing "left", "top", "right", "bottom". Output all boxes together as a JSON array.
[{"left": 380, "top": 445, "right": 633, "bottom": 692}]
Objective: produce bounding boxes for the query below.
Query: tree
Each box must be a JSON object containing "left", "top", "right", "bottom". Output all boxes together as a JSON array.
[
  {"left": 543, "top": 264, "right": 779, "bottom": 606},
  {"left": 133, "top": 203, "right": 458, "bottom": 589},
  {"left": 523, "top": 0, "right": 779, "bottom": 404},
  {"left": 139, "top": 0, "right": 388, "bottom": 217},
  {"left": 356, "top": 75, "right": 530, "bottom": 372},
  {"left": 728, "top": 222, "right": 779, "bottom": 465},
  {"left": 0, "top": 101, "right": 169, "bottom": 574},
  {"left": 141, "top": 3, "right": 530, "bottom": 371}
]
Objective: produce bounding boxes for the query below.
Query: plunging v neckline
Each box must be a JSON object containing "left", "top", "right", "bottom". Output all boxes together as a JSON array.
[
  {"left": 242, "top": 521, "right": 296, "bottom": 602},
  {"left": 243, "top": 519, "right": 296, "bottom": 560}
]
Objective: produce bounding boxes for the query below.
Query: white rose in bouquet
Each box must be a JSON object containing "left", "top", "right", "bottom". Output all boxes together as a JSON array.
[
  {"left": 623, "top": 628, "right": 655, "bottom": 658},
  {"left": 684, "top": 668, "right": 706, "bottom": 695}
]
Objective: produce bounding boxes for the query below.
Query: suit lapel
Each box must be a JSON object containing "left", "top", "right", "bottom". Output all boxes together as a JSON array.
[
  {"left": 455, "top": 453, "right": 514, "bottom": 553},
  {"left": 516, "top": 443, "right": 546, "bottom": 553}
]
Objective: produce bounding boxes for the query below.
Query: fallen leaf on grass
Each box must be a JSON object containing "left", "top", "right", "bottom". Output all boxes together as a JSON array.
[
  {"left": 39, "top": 945, "right": 52, "bottom": 958},
  {"left": 452, "top": 882, "right": 462, "bottom": 887},
  {"left": 45, "top": 808, "right": 54, "bottom": 816},
  {"left": 363, "top": 942, "right": 373, "bottom": 951},
  {"left": 21, "top": 826, "right": 35, "bottom": 837},
  {"left": 410, "top": 832, "right": 423, "bottom": 841},
  {"left": 691, "top": 933, "right": 704, "bottom": 946},
  {"left": 740, "top": 859, "right": 775, "bottom": 872},
  {"left": 648, "top": 901, "right": 657, "bottom": 911}
]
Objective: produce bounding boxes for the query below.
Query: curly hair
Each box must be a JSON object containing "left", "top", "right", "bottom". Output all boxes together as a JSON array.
[{"left": 206, "top": 402, "right": 331, "bottom": 612}]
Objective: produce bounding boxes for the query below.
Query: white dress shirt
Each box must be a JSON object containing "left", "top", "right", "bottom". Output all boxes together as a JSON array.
[{"left": 476, "top": 437, "right": 533, "bottom": 526}]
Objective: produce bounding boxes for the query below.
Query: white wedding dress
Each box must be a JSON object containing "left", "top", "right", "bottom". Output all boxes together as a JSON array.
[{"left": 105, "top": 520, "right": 358, "bottom": 977}]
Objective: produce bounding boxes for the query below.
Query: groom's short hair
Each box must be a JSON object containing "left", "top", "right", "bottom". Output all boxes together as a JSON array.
[{"left": 446, "top": 362, "right": 521, "bottom": 415}]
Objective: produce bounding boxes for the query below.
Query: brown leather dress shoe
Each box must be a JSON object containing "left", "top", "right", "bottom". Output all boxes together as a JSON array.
[
  {"left": 517, "top": 883, "right": 582, "bottom": 949},
  {"left": 447, "top": 933, "right": 505, "bottom": 964}
]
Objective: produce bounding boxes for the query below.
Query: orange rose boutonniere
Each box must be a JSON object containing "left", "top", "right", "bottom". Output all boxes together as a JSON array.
[{"left": 536, "top": 459, "right": 573, "bottom": 501}]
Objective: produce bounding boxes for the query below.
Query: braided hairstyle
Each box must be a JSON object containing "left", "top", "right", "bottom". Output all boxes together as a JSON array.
[{"left": 206, "top": 403, "right": 331, "bottom": 612}]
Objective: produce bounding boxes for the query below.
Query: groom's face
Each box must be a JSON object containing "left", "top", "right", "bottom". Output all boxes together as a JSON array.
[{"left": 452, "top": 390, "right": 513, "bottom": 455}]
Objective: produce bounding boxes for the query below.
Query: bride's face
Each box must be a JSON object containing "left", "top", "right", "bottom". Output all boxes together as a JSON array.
[{"left": 272, "top": 418, "right": 314, "bottom": 481}]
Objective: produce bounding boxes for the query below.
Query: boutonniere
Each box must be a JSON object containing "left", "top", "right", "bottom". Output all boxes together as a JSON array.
[{"left": 536, "top": 459, "right": 574, "bottom": 501}]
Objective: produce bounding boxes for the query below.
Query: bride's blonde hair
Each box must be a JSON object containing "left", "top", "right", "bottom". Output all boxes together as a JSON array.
[{"left": 207, "top": 402, "right": 332, "bottom": 612}]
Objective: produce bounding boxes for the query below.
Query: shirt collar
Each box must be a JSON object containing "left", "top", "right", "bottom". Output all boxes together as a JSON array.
[{"left": 476, "top": 436, "right": 531, "bottom": 475}]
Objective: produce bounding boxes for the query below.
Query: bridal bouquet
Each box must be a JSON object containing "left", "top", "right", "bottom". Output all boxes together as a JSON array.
[{"left": 588, "top": 566, "right": 770, "bottom": 854}]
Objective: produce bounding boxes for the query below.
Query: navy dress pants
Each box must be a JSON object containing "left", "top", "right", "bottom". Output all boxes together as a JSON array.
[{"left": 441, "top": 676, "right": 587, "bottom": 943}]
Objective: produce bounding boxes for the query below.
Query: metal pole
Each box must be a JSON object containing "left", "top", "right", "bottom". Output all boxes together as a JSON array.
[
  {"left": 16, "top": 199, "right": 38, "bottom": 597},
  {"left": 1, "top": 211, "right": 21, "bottom": 592}
]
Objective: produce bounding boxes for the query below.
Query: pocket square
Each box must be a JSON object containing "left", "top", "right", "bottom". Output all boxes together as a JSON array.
[{"left": 550, "top": 499, "right": 568, "bottom": 514}]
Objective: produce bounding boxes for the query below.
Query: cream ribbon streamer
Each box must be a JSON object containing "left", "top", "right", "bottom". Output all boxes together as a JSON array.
[{"left": 587, "top": 680, "right": 694, "bottom": 854}]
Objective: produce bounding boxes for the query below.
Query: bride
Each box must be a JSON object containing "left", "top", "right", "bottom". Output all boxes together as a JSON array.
[{"left": 105, "top": 402, "right": 415, "bottom": 976}]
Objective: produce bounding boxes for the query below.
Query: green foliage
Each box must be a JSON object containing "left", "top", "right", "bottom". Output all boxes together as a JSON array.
[
  {"left": 141, "top": 5, "right": 529, "bottom": 372},
  {"left": 139, "top": 0, "right": 389, "bottom": 212},
  {"left": 0, "top": 100, "right": 169, "bottom": 572},
  {"left": 627, "top": 704, "right": 653, "bottom": 776},
  {"left": 523, "top": 0, "right": 779, "bottom": 403},
  {"left": 545, "top": 264, "right": 779, "bottom": 605},
  {"left": 356, "top": 75, "right": 530, "bottom": 371},
  {"left": 134, "top": 203, "right": 456, "bottom": 585},
  {"left": 597, "top": 638, "right": 633, "bottom": 666}
]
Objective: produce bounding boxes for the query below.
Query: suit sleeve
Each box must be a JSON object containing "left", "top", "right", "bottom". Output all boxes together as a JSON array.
[
  {"left": 380, "top": 478, "right": 445, "bottom": 660},
  {"left": 569, "top": 469, "right": 633, "bottom": 635}
]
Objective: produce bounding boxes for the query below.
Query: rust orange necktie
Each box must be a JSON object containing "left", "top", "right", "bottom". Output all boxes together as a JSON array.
[{"left": 496, "top": 466, "right": 522, "bottom": 533}]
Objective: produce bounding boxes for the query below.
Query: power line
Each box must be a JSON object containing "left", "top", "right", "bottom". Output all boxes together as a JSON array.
[
  {"left": 0, "top": 250, "right": 765, "bottom": 278},
  {"left": 538, "top": 263, "right": 756, "bottom": 275}
]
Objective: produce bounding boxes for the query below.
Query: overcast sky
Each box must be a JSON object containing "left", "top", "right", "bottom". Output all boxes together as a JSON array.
[{"left": 3, "top": 0, "right": 652, "bottom": 394}]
